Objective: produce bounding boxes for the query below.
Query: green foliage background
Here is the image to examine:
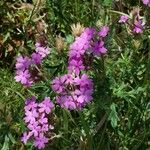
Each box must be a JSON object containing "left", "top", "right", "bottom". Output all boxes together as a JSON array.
[{"left": 0, "top": 0, "right": 150, "bottom": 150}]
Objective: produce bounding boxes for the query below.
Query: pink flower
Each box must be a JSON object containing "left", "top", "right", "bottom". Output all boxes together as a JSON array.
[
  {"left": 34, "top": 134, "right": 49, "bottom": 149},
  {"left": 24, "top": 109, "right": 39, "bottom": 124},
  {"left": 35, "top": 43, "right": 50, "bottom": 58},
  {"left": 52, "top": 73, "right": 93, "bottom": 110},
  {"left": 119, "top": 15, "right": 128, "bottom": 23},
  {"left": 15, "top": 70, "right": 32, "bottom": 86},
  {"left": 38, "top": 97, "right": 54, "bottom": 114},
  {"left": 142, "top": 0, "right": 150, "bottom": 5},
  {"left": 21, "top": 132, "right": 32, "bottom": 144},
  {"left": 31, "top": 52, "right": 42, "bottom": 64},
  {"left": 15, "top": 56, "right": 31, "bottom": 71},
  {"left": 98, "top": 26, "right": 109, "bottom": 37},
  {"left": 92, "top": 41, "right": 107, "bottom": 56},
  {"left": 22, "top": 97, "right": 54, "bottom": 148}
]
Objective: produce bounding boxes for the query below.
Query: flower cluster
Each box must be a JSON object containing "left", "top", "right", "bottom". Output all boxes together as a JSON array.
[
  {"left": 52, "top": 26, "right": 109, "bottom": 110},
  {"left": 142, "top": 0, "right": 150, "bottom": 6},
  {"left": 68, "top": 26, "right": 109, "bottom": 75},
  {"left": 21, "top": 96, "right": 54, "bottom": 149},
  {"left": 119, "top": 8, "right": 145, "bottom": 34},
  {"left": 52, "top": 74, "right": 93, "bottom": 110},
  {"left": 15, "top": 43, "right": 50, "bottom": 86}
]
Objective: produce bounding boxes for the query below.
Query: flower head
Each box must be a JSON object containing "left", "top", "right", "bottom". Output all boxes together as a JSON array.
[
  {"left": 142, "top": 0, "right": 150, "bottom": 5},
  {"left": 98, "top": 26, "right": 109, "bottom": 38},
  {"left": 119, "top": 15, "right": 128, "bottom": 23},
  {"left": 22, "top": 97, "right": 54, "bottom": 149}
]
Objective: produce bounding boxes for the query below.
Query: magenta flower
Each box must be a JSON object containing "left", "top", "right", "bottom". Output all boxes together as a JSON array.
[
  {"left": 38, "top": 97, "right": 54, "bottom": 114},
  {"left": 68, "top": 58, "right": 85, "bottom": 75},
  {"left": 31, "top": 52, "right": 42, "bottom": 64},
  {"left": 24, "top": 109, "right": 39, "bottom": 124},
  {"left": 51, "top": 77, "right": 66, "bottom": 94},
  {"left": 92, "top": 41, "right": 107, "bottom": 56},
  {"left": 21, "top": 132, "right": 32, "bottom": 144},
  {"left": 22, "top": 97, "right": 54, "bottom": 149},
  {"left": 41, "top": 124, "right": 49, "bottom": 132},
  {"left": 35, "top": 43, "right": 50, "bottom": 58},
  {"left": 142, "top": 0, "right": 150, "bottom": 5},
  {"left": 15, "top": 56, "right": 31, "bottom": 71},
  {"left": 119, "top": 15, "right": 128, "bottom": 23},
  {"left": 98, "top": 26, "right": 109, "bottom": 38},
  {"left": 15, "top": 43, "right": 50, "bottom": 86},
  {"left": 25, "top": 97, "right": 37, "bottom": 111},
  {"left": 52, "top": 73, "right": 93, "bottom": 110},
  {"left": 27, "top": 122, "right": 41, "bottom": 137},
  {"left": 133, "top": 19, "right": 145, "bottom": 33},
  {"left": 34, "top": 134, "right": 49, "bottom": 149},
  {"left": 38, "top": 114, "right": 48, "bottom": 124},
  {"left": 15, "top": 70, "right": 32, "bottom": 86}
]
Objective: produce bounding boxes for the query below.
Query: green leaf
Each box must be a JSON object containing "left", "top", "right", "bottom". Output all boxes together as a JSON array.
[
  {"left": 103, "top": 0, "right": 112, "bottom": 6},
  {"left": 8, "top": 133, "right": 16, "bottom": 144},
  {"left": 65, "top": 35, "right": 74, "bottom": 44},
  {"left": 108, "top": 103, "right": 119, "bottom": 128},
  {"left": 2, "top": 135, "right": 9, "bottom": 150}
]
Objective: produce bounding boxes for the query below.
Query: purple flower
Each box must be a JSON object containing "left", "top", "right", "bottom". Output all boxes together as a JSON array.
[
  {"left": 142, "top": 0, "right": 150, "bottom": 5},
  {"left": 21, "top": 132, "right": 32, "bottom": 144},
  {"left": 22, "top": 96, "right": 54, "bottom": 149},
  {"left": 15, "top": 70, "right": 32, "bottom": 86},
  {"left": 24, "top": 109, "right": 39, "bottom": 124},
  {"left": 35, "top": 43, "right": 50, "bottom": 58},
  {"left": 38, "top": 97, "right": 54, "bottom": 114},
  {"left": 56, "top": 96, "right": 77, "bottom": 110},
  {"left": 119, "top": 15, "right": 128, "bottom": 23},
  {"left": 133, "top": 26, "right": 143, "bottom": 33},
  {"left": 27, "top": 122, "right": 41, "bottom": 137},
  {"left": 133, "top": 19, "right": 145, "bottom": 33},
  {"left": 34, "top": 134, "right": 49, "bottom": 149},
  {"left": 98, "top": 26, "right": 109, "bottom": 38},
  {"left": 25, "top": 97, "right": 37, "bottom": 111},
  {"left": 52, "top": 73, "right": 93, "bottom": 110},
  {"left": 80, "top": 28, "right": 95, "bottom": 41},
  {"left": 41, "top": 124, "right": 49, "bottom": 132},
  {"left": 92, "top": 41, "right": 107, "bottom": 56},
  {"left": 38, "top": 113, "right": 48, "bottom": 124},
  {"left": 31, "top": 52, "right": 42, "bottom": 64},
  {"left": 15, "top": 56, "right": 31, "bottom": 71},
  {"left": 68, "top": 58, "right": 85, "bottom": 75},
  {"left": 51, "top": 76, "right": 66, "bottom": 94}
]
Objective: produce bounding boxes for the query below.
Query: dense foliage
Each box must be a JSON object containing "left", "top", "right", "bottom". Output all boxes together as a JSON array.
[{"left": 0, "top": 0, "right": 150, "bottom": 150}]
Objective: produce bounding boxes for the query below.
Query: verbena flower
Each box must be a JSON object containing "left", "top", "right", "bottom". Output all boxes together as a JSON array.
[
  {"left": 15, "top": 56, "right": 31, "bottom": 71},
  {"left": 118, "top": 9, "right": 145, "bottom": 34},
  {"left": 22, "top": 97, "right": 54, "bottom": 149},
  {"left": 142, "top": 0, "right": 150, "bottom": 5},
  {"left": 35, "top": 43, "right": 50, "bottom": 58},
  {"left": 34, "top": 134, "right": 49, "bottom": 149},
  {"left": 52, "top": 74, "right": 93, "bottom": 110},
  {"left": 15, "top": 70, "right": 33, "bottom": 86},
  {"left": 15, "top": 43, "right": 50, "bottom": 86},
  {"left": 98, "top": 26, "right": 109, "bottom": 37},
  {"left": 92, "top": 41, "right": 107, "bottom": 56},
  {"left": 68, "top": 27, "right": 108, "bottom": 74},
  {"left": 38, "top": 97, "right": 54, "bottom": 114},
  {"left": 118, "top": 15, "right": 128, "bottom": 23},
  {"left": 133, "top": 19, "right": 145, "bottom": 33},
  {"left": 31, "top": 52, "right": 42, "bottom": 65},
  {"left": 132, "top": 9, "right": 145, "bottom": 34}
]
